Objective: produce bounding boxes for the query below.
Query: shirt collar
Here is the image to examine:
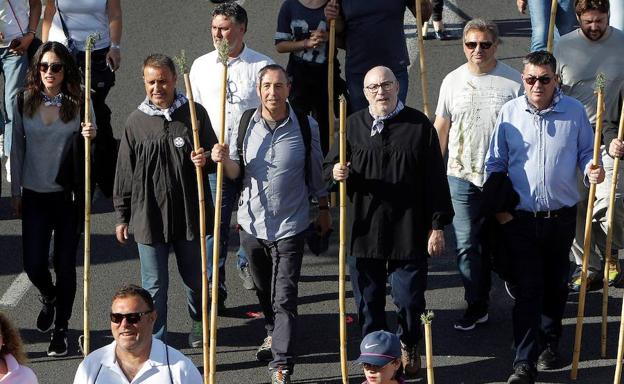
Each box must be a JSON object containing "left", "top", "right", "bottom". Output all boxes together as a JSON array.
[
  {"left": 252, "top": 102, "right": 295, "bottom": 128},
  {"left": 103, "top": 338, "right": 168, "bottom": 369},
  {"left": 137, "top": 90, "right": 188, "bottom": 121},
  {"left": 524, "top": 88, "right": 564, "bottom": 115},
  {"left": 213, "top": 44, "right": 249, "bottom": 65},
  {"left": 4, "top": 353, "right": 19, "bottom": 373}
]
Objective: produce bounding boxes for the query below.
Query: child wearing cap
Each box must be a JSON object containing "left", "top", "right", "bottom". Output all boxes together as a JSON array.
[{"left": 357, "top": 330, "right": 405, "bottom": 384}]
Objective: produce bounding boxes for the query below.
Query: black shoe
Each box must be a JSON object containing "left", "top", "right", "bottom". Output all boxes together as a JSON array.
[
  {"left": 209, "top": 0, "right": 231, "bottom": 3},
  {"left": 454, "top": 303, "right": 488, "bottom": 331},
  {"left": 507, "top": 363, "right": 536, "bottom": 384},
  {"left": 37, "top": 295, "right": 56, "bottom": 333},
  {"left": 537, "top": 344, "right": 559, "bottom": 370},
  {"left": 47, "top": 328, "right": 68, "bottom": 357},
  {"left": 256, "top": 336, "right": 273, "bottom": 362},
  {"left": 238, "top": 265, "right": 255, "bottom": 290}
]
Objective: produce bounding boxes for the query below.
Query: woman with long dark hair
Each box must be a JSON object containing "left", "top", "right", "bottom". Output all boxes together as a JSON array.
[{"left": 10, "top": 41, "right": 96, "bottom": 357}]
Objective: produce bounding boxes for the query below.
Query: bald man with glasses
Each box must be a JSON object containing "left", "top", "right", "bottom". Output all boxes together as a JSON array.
[{"left": 434, "top": 19, "right": 522, "bottom": 332}]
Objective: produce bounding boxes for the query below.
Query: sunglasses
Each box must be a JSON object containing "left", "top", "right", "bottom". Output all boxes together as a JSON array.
[
  {"left": 110, "top": 310, "right": 153, "bottom": 324},
  {"left": 523, "top": 75, "right": 553, "bottom": 85},
  {"left": 39, "top": 62, "right": 64, "bottom": 74},
  {"left": 464, "top": 41, "right": 493, "bottom": 50}
]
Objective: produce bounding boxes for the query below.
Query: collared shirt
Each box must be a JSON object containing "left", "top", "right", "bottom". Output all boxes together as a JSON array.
[
  {"left": 486, "top": 93, "right": 595, "bottom": 212},
  {"left": 230, "top": 106, "right": 327, "bottom": 241},
  {"left": 72, "top": 338, "right": 202, "bottom": 384},
  {"left": 0, "top": 353, "right": 38, "bottom": 384},
  {"left": 190, "top": 45, "right": 274, "bottom": 145}
]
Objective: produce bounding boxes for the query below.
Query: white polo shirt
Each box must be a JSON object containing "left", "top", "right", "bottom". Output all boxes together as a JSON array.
[{"left": 72, "top": 338, "right": 202, "bottom": 384}]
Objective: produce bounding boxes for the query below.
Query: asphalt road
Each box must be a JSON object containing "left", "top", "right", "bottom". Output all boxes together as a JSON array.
[{"left": 1, "top": 0, "right": 622, "bottom": 383}]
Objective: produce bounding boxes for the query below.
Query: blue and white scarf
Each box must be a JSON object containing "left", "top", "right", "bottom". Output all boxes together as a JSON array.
[
  {"left": 369, "top": 100, "right": 404, "bottom": 137},
  {"left": 41, "top": 92, "right": 63, "bottom": 107},
  {"left": 138, "top": 90, "right": 188, "bottom": 121}
]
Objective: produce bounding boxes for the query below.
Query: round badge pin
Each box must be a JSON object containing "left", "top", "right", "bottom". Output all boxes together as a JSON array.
[{"left": 174, "top": 137, "right": 185, "bottom": 148}]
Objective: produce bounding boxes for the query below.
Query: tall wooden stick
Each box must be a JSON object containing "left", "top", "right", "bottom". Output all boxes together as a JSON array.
[
  {"left": 81, "top": 32, "right": 99, "bottom": 358},
  {"left": 328, "top": 0, "right": 337, "bottom": 207},
  {"left": 415, "top": 0, "right": 431, "bottom": 117},
  {"left": 174, "top": 51, "right": 210, "bottom": 384},
  {"left": 338, "top": 95, "right": 348, "bottom": 384},
  {"left": 571, "top": 73, "right": 606, "bottom": 379},
  {"left": 546, "top": 0, "right": 558, "bottom": 53},
  {"left": 611, "top": 103, "right": 624, "bottom": 383},
  {"left": 421, "top": 311, "right": 435, "bottom": 384}
]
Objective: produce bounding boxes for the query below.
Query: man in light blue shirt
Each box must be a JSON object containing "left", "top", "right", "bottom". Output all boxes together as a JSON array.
[{"left": 486, "top": 50, "right": 604, "bottom": 384}]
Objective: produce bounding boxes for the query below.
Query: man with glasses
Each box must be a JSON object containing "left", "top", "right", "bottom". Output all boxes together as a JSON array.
[
  {"left": 73, "top": 285, "right": 202, "bottom": 383},
  {"left": 326, "top": 65, "right": 453, "bottom": 378},
  {"left": 434, "top": 19, "right": 522, "bottom": 332},
  {"left": 190, "top": 2, "right": 274, "bottom": 306},
  {"left": 486, "top": 50, "right": 604, "bottom": 384},
  {"left": 553, "top": 0, "right": 624, "bottom": 293}
]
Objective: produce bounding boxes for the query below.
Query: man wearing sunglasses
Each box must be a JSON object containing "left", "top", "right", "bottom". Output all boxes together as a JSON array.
[
  {"left": 553, "top": 0, "right": 624, "bottom": 293},
  {"left": 486, "top": 50, "right": 605, "bottom": 384},
  {"left": 73, "top": 284, "right": 202, "bottom": 383},
  {"left": 434, "top": 19, "right": 522, "bottom": 333}
]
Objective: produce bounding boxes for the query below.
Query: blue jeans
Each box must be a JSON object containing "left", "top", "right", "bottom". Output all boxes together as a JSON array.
[
  {"left": 0, "top": 48, "right": 28, "bottom": 156},
  {"left": 346, "top": 67, "right": 409, "bottom": 113},
  {"left": 528, "top": 0, "right": 576, "bottom": 52},
  {"left": 206, "top": 173, "right": 249, "bottom": 296},
  {"left": 137, "top": 240, "right": 203, "bottom": 341},
  {"left": 448, "top": 176, "right": 491, "bottom": 306}
]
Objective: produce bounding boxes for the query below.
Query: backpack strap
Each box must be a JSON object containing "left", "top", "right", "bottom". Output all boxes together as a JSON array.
[{"left": 236, "top": 108, "right": 257, "bottom": 188}]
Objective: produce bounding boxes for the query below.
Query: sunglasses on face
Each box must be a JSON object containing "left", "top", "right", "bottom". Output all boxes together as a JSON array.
[
  {"left": 464, "top": 41, "right": 493, "bottom": 50},
  {"left": 39, "top": 62, "right": 64, "bottom": 74},
  {"left": 110, "top": 310, "right": 153, "bottom": 324},
  {"left": 523, "top": 75, "right": 553, "bottom": 85}
]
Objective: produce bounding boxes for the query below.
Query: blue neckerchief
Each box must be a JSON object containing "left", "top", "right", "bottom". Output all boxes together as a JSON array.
[
  {"left": 138, "top": 90, "right": 188, "bottom": 121},
  {"left": 41, "top": 92, "right": 63, "bottom": 107},
  {"left": 369, "top": 100, "right": 404, "bottom": 137}
]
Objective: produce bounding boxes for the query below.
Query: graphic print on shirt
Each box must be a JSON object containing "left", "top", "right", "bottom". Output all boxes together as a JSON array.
[{"left": 290, "top": 19, "right": 327, "bottom": 64}]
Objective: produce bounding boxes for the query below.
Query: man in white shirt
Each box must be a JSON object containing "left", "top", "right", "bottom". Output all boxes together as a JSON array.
[
  {"left": 190, "top": 2, "right": 273, "bottom": 309},
  {"left": 434, "top": 19, "right": 522, "bottom": 332},
  {"left": 73, "top": 285, "right": 202, "bottom": 384}
]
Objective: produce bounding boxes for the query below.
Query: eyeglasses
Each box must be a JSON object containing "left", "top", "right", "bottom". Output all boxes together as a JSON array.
[
  {"left": 523, "top": 75, "right": 552, "bottom": 85},
  {"left": 39, "top": 62, "right": 64, "bottom": 74},
  {"left": 364, "top": 81, "right": 395, "bottom": 94},
  {"left": 110, "top": 310, "right": 153, "bottom": 324},
  {"left": 464, "top": 41, "right": 494, "bottom": 50}
]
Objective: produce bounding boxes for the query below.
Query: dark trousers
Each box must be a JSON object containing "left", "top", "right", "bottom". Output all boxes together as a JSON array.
[
  {"left": 431, "top": 0, "right": 444, "bottom": 21},
  {"left": 22, "top": 189, "right": 80, "bottom": 330},
  {"left": 348, "top": 256, "right": 427, "bottom": 346},
  {"left": 503, "top": 207, "right": 576, "bottom": 368},
  {"left": 240, "top": 230, "right": 305, "bottom": 372}
]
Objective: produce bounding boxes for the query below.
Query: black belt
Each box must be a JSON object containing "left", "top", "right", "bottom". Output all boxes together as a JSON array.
[{"left": 515, "top": 206, "right": 575, "bottom": 219}]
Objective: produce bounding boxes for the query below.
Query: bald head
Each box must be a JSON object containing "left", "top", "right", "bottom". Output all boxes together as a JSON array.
[{"left": 363, "top": 66, "right": 400, "bottom": 116}]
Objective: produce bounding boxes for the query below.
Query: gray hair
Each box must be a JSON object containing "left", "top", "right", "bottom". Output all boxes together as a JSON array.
[{"left": 463, "top": 18, "right": 500, "bottom": 43}]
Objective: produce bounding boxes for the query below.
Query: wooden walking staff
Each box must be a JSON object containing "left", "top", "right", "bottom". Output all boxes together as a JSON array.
[
  {"left": 173, "top": 50, "right": 210, "bottom": 384},
  {"left": 80, "top": 32, "right": 100, "bottom": 357},
  {"left": 415, "top": 0, "right": 431, "bottom": 117},
  {"left": 338, "top": 95, "right": 348, "bottom": 384},
  {"left": 328, "top": 0, "right": 337, "bottom": 206},
  {"left": 571, "top": 73, "right": 607, "bottom": 380},
  {"left": 602, "top": 97, "right": 623, "bottom": 358},
  {"left": 546, "top": 0, "right": 558, "bottom": 53},
  {"left": 421, "top": 311, "right": 435, "bottom": 384}
]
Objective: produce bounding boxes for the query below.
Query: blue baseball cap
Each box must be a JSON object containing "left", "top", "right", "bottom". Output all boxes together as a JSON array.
[{"left": 356, "top": 330, "right": 401, "bottom": 366}]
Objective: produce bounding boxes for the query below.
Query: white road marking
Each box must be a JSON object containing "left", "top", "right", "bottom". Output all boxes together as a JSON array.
[{"left": 0, "top": 272, "right": 32, "bottom": 307}]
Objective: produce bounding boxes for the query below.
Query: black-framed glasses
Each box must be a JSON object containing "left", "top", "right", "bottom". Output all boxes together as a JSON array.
[
  {"left": 364, "top": 81, "right": 395, "bottom": 93},
  {"left": 523, "top": 75, "right": 552, "bottom": 85},
  {"left": 464, "top": 41, "right": 493, "bottom": 50},
  {"left": 39, "top": 62, "right": 64, "bottom": 74},
  {"left": 110, "top": 310, "right": 153, "bottom": 324}
]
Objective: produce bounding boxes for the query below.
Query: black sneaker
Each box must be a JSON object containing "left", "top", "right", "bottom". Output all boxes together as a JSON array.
[
  {"left": 454, "top": 303, "right": 488, "bottom": 331},
  {"left": 537, "top": 344, "right": 559, "bottom": 370},
  {"left": 238, "top": 265, "right": 255, "bottom": 290},
  {"left": 256, "top": 335, "right": 272, "bottom": 362},
  {"left": 47, "top": 328, "right": 68, "bottom": 357},
  {"left": 37, "top": 295, "right": 56, "bottom": 333},
  {"left": 507, "top": 363, "right": 536, "bottom": 384}
]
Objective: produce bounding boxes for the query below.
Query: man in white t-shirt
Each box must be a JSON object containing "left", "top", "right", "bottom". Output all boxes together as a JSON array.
[
  {"left": 73, "top": 285, "right": 202, "bottom": 384},
  {"left": 0, "top": 0, "right": 41, "bottom": 184},
  {"left": 189, "top": 2, "right": 273, "bottom": 314},
  {"left": 554, "top": 0, "right": 624, "bottom": 292},
  {"left": 434, "top": 18, "right": 522, "bottom": 332}
]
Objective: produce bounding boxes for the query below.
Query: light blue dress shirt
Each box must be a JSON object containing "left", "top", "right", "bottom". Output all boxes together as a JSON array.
[{"left": 486, "top": 92, "right": 596, "bottom": 212}]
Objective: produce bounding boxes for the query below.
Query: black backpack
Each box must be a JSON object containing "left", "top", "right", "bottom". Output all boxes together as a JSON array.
[{"left": 236, "top": 108, "right": 312, "bottom": 190}]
